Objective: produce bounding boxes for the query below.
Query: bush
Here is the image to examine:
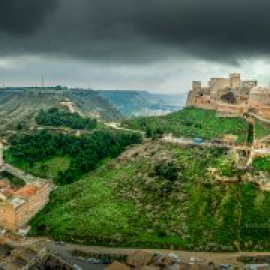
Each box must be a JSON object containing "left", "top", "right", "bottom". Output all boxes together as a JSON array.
[
  {"left": 36, "top": 107, "right": 97, "bottom": 130},
  {"left": 155, "top": 161, "right": 178, "bottom": 181}
]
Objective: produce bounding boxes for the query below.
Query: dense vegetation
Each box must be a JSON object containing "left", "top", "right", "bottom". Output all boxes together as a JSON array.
[
  {"left": 6, "top": 130, "right": 141, "bottom": 185},
  {"left": 29, "top": 142, "right": 270, "bottom": 251},
  {"left": 0, "top": 171, "right": 25, "bottom": 188},
  {"left": 122, "top": 108, "right": 247, "bottom": 142},
  {"left": 252, "top": 156, "right": 270, "bottom": 173},
  {"left": 36, "top": 108, "right": 97, "bottom": 130}
]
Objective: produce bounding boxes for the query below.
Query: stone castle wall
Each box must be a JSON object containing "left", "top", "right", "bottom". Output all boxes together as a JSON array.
[
  {"left": 209, "top": 78, "right": 231, "bottom": 92},
  {"left": 249, "top": 88, "right": 270, "bottom": 106},
  {"left": 193, "top": 96, "right": 217, "bottom": 110},
  {"left": 216, "top": 104, "right": 245, "bottom": 116},
  {"left": 230, "top": 73, "right": 241, "bottom": 88},
  {"left": 187, "top": 73, "right": 270, "bottom": 119}
]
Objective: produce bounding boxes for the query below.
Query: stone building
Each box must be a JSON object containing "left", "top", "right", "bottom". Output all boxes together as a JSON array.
[
  {"left": 249, "top": 87, "right": 270, "bottom": 107},
  {"left": 186, "top": 73, "right": 270, "bottom": 119},
  {"left": 0, "top": 182, "right": 50, "bottom": 231}
]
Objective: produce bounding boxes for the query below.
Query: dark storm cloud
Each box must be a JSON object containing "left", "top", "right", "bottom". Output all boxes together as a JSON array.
[
  {"left": 0, "top": 0, "right": 58, "bottom": 35},
  {"left": 2, "top": 0, "right": 270, "bottom": 63}
]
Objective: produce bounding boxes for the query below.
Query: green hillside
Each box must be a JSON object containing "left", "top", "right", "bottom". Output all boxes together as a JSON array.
[
  {"left": 122, "top": 108, "right": 247, "bottom": 142},
  {"left": 29, "top": 142, "right": 270, "bottom": 251},
  {"left": 0, "top": 88, "right": 122, "bottom": 133},
  {"left": 252, "top": 156, "right": 270, "bottom": 173}
]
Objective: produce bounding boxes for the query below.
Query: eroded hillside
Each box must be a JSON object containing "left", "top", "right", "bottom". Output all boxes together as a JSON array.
[{"left": 0, "top": 88, "right": 122, "bottom": 132}]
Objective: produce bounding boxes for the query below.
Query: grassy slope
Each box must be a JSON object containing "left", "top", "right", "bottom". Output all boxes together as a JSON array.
[
  {"left": 29, "top": 142, "right": 270, "bottom": 251},
  {"left": 255, "top": 119, "right": 270, "bottom": 140},
  {"left": 122, "top": 108, "right": 247, "bottom": 143},
  {"left": 252, "top": 156, "right": 270, "bottom": 173},
  {"left": 29, "top": 156, "right": 71, "bottom": 179}
]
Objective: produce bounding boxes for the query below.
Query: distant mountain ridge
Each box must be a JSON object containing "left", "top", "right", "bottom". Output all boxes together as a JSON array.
[
  {"left": 0, "top": 88, "right": 123, "bottom": 132},
  {"left": 97, "top": 90, "right": 185, "bottom": 117}
]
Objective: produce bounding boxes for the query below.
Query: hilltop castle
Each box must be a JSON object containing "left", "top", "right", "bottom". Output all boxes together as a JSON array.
[{"left": 186, "top": 73, "right": 270, "bottom": 119}]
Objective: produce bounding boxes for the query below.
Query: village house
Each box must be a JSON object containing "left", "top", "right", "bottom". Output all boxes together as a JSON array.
[{"left": 0, "top": 181, "right": 51, "bottom": 232}]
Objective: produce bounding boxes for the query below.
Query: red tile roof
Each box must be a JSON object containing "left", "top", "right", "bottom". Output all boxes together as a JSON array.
[{"left": 14, "top": 186, "right": 37, "bottom": 197}]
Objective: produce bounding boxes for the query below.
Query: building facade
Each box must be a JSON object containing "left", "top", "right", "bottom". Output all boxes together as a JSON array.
[{"left": 0, "top": 182, "right": 50, "bottom": 231}]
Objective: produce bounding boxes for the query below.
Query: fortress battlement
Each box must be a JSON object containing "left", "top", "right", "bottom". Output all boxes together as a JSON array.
[{"left": 186, "top": 73, "right": 270, "bottom": 119}]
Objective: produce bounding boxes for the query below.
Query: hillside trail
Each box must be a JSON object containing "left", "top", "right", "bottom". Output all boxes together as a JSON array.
[{"left": 61, "top": 98, "right": 145, "bottom": 135}]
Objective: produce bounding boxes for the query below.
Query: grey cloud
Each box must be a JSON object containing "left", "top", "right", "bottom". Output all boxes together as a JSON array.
[
  {"left": 1, "top": 0, "right": 270, "bottom": 63},
  {"left": 0, "top": 0, "right": 58, "bottom": 35}
]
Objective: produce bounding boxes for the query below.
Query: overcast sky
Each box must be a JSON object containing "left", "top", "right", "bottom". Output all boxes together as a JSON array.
[{"left": 1, "top": 0, "right": 270, "bottom": 93}]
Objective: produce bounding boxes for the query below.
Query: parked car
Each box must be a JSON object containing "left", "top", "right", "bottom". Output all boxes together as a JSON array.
[
  {"left": 100, "top": 258, "right": 111, "bottom": 264},
  {"left": 87, "top": 258, "right": 101, "bottom": 264},
  {"left": 219, "top": 264, "right": 234, "bottom": 270},
  {"left": 192, "top": 138, "right": 204, "bottom": 144},
  {"left": 73, "top": 264, "right": 83, "bottom": 270},
  {"left": 244, "top": 264, "right": 270, "bottom": 270},
  {"left": 168, "top": 253, "right": 181, "bottom": 264}
]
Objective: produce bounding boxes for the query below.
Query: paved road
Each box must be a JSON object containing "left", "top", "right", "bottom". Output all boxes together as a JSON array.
[
  {"left": 46, "top": 242, "right": 270, "bottom": 268},
  {"left": 8, "top": 237, "right": 270, "bottom": 268},
  {"left": 47, "top": 242, "right": 106, "bottom": 270}
]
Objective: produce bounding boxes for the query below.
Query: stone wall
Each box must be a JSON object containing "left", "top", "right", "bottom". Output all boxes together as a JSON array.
[
  {"left": 216, "top": 104, "right": 245, "bottom": 117},
  {"left": 252, "top": 106, "right": 270, "bottom": 119},
  {"left": 209, "top": 78, "right": 231, "bottom": 93},
  {"left": 249, "top": 88, "right": 270, "bottom": 106},
  {"left": 192, "top": 96, "right": 217, "bottom": 110},
  {"left": 192, "top": 81, "right": 201, "bottom": 90},
  {"left": 242, "top": 80, "right": 258, "bottom": 88}
]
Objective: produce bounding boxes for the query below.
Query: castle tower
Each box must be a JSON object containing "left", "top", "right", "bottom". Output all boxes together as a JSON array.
[
  {"left": 230, "top": 73, "right": 241, "bottom": 88},
  {"left": 192, "top": 81, "right": 201, "bottom": 90}
]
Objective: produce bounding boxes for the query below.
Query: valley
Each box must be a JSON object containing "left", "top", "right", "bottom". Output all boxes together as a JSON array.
[
  {"left": 0, "top": 84, "right": 269, "bottom": 269},
  {"left": 97, "top": 90, "right": 185, "bottom": 117}
]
